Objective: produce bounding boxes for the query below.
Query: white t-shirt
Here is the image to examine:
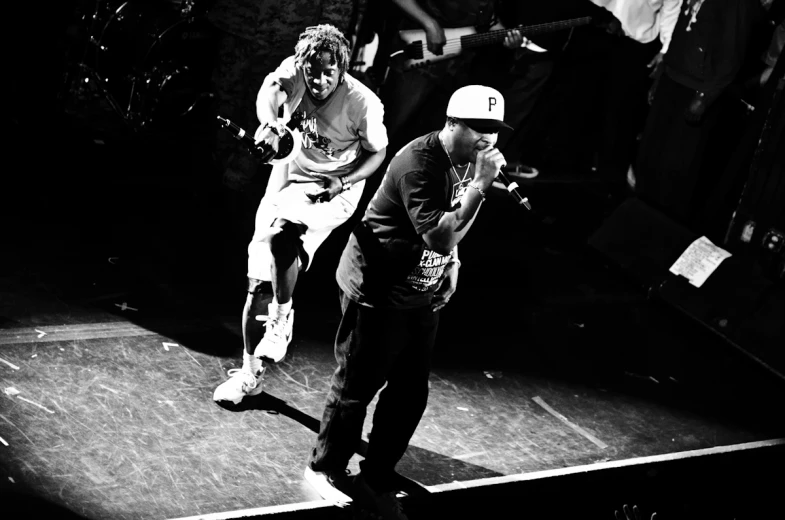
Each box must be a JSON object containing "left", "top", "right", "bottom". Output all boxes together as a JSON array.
[
  {"left": 590, "top": 0, "right": 682, "bottom": 54},
  {"left": 260, "top": 56, "right": 388, "bottom": 180}
]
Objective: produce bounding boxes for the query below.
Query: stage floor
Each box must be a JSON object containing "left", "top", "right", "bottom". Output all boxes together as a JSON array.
[
  {"left": 2, "top": 122, "right": 783, "bottom": 519},
  {"left": 1, "top": 255, "right": 783, "bottom": 520}
]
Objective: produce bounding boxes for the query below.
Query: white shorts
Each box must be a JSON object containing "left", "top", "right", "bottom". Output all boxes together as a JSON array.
[{"left": 247, "top": 178, "right": 365, "bottom": 281}]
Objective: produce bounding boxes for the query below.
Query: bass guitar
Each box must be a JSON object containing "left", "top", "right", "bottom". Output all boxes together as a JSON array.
[{"left": 392, "top": 17, "right": 592, "bottom": 71}]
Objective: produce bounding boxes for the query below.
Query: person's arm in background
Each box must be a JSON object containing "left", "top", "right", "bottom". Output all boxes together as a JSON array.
[
  {"left": 647, "top": 0, "right": 682, "bottom": 104},
  {"left": 393, "top": 0, "right": 523, "bottom": 54},
  {"left": 391, "top": 0, "right": 446, "bottom": 54},
  {"left": 760, "top": 20, "right": 784, "bottom": 86},
  {"left": 650, "top": 0, "right": 682, "bottom": 67}
]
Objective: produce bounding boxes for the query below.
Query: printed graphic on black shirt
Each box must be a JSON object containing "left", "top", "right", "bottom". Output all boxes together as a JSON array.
[{"left": 407, "top": 248, "right": 451, "bottom": 292}]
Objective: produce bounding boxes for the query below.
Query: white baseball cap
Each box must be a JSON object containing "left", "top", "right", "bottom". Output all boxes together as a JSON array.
[{"left": 446, "top": 85, "right": 513, "bottom": 133}]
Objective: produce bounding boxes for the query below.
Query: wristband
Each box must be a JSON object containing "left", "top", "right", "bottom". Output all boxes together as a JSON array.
[
  {"left": 467, "top": 182, "right": 485, "bottom": 200},
  {"left": 339, "top": 175, "right": 352, "bottom": 193}
]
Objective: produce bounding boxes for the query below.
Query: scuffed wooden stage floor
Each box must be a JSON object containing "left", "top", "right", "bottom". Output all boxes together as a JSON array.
[
  {"left": 1, "top": 256, "right": 783, "bottom": 520},
  {"left": 2, "top": 126, "right": 783, "bottom": 519}
]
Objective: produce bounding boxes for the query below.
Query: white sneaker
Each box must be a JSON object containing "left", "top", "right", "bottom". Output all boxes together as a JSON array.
[
  {"left": 254, "top": 304, "right": 294, "bottom": 363},
  {"left": 212, "top": 366, "right": 265, "bottom": 404},
  {"left": 303, "top": 466, "right": 353, "bottom": 507}
]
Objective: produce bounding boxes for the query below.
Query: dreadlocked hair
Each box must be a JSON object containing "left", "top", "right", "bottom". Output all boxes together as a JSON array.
[{"left": 294, "top": 24, "right": 351, "bottom": 74}]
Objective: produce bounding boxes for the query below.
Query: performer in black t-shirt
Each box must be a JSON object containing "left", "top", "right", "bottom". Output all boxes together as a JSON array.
[{"left": 302, "top": 85, "right": 509, "bottom": 520}]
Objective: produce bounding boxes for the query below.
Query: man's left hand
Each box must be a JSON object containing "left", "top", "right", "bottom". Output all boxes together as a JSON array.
[
  {"left": 305, "top": 173, "right": 342, "bottom": 203},
  {"left": 431, "top": 262, "right": 459, "bottom": 312}
]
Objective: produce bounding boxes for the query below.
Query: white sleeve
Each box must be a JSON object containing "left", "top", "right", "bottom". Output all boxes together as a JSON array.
[
  {"left": 658, "top": 0, "right": 683, "bottom": 55},
  {"left": 357, "top": 95, "right": 389, "bottom": 153}
]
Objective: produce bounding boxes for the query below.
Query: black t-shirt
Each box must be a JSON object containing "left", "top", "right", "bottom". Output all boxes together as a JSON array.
[
  {"left": 337, "top": 131, "right": 465, "bottom": 309},
  {"left": 665, "top": 0, "right": 762, "bottom": 91}
]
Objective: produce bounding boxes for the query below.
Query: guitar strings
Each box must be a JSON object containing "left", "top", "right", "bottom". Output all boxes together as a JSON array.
[{"left": 408, "top": 17, "right": 591, "bottom": 55}]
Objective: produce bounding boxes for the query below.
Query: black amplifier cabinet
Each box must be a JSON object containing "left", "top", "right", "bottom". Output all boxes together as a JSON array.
[{"left": 589, "top": 197, "right": 785, "bottom": 382}]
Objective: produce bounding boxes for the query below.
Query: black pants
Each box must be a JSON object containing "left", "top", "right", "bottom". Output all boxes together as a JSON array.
[
  {"left": 497, "top": 49, "right": 555, "bottom": 165},
  {"left": 309, "top": 290, "right": 440, "bottom": 491},
  {"left": 596, "top": 38, "right": 660, "bottom": 178},
  {"left": 635, "top": 72, "right": 728, "bottom": 226}
]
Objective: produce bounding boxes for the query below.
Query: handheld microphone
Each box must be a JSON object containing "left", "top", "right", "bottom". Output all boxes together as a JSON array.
[
  {"left": 216, "top": 112, "right": 305, "bottom": 165},
  {"left": 496, "top": 170, "right": 532, "bottom": 210},
  {"left": 217, "top": 116, "right": 277, "bottom": 162}
]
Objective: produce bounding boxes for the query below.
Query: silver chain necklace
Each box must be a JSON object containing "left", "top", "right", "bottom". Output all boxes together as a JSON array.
[{"left": 439, "top": 133, "right": 471, "bottom": 184}]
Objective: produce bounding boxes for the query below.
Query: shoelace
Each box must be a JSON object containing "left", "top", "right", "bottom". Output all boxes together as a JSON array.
[
  {"left": 265, "top": 315, "right": 289, "bottom": 340},
  {"left": 227, "top": 368, "right": 260, "bottom": 389}
]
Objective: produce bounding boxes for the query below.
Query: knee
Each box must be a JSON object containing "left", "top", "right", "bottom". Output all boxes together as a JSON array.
[
  {"left": 268, "top": 220, "right": 302, "bottom": 264},
  {"left": 330, "top": 372, "right": 385, "bottom": 408},
  {"left": 247, "top": 277, "right": 271, "bottom": 295}
]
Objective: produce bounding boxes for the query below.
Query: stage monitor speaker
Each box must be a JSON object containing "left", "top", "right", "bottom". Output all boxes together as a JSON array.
[
  {"left": 589, "top": 197, "right": 784, "bottom": 380},
  {"left": 588, "top": 197, "right": 699, "bottom": 289}
]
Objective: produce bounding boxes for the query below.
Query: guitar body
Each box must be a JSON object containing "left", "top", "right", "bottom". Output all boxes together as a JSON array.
[{"left": 396, "top": 26, "right": 477, "bottom": 71}]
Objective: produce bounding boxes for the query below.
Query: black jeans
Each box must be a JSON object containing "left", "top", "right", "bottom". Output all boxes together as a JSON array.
[
  {"left": 309, "top": 290, "right": 440, "bottom": 491},
  {"left": 635, "top": 72, "right": 728, "bottom": 226}
]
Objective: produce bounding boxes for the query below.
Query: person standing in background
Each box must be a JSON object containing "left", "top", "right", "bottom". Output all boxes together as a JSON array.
[
  {"left": 635, "top": 0, "right": 765, "bottom": 226},
  {"left": 590, "top": 0, "right": 683, "bottom": 180}
]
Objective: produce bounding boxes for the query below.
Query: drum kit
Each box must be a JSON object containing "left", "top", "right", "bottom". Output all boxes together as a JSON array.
[{"left": 62, "top": 0, "right": 216, "bottom": 132}]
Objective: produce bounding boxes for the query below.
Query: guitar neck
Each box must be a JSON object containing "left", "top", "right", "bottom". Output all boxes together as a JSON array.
[{"left": 462, "top": 17, "right": 592, "bottom": 49}]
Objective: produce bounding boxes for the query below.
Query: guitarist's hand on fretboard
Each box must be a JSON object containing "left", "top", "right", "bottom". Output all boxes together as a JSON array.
[{"left": 501, "top": 27, "right": 525, "bottom": 50}]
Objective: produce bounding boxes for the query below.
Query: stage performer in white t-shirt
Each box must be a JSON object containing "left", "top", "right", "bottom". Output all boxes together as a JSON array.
[{"left": 214, "top": 24, "right": 388, "bottom": 405}]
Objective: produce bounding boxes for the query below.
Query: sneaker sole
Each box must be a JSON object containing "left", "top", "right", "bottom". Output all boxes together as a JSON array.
[
  {"left": 213, "top": 380, "right": 263, "bottom": 405},
  {"left": 303, "top": 467, "right": 352, "bottom": 507},
  {"left": 256, "top": 345, "right": 289, "bottom": 364}
]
